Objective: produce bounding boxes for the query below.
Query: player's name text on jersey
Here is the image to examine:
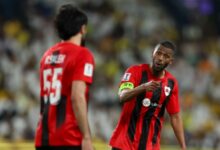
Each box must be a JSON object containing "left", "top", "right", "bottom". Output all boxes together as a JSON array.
[{"left": 45, "top": 54, "right": 66, "bottom": 64}]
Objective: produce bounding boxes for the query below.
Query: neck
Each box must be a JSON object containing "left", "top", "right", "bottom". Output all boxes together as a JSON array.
[
  {"left": 150, "top": 64, "right": 165, "bottom": 78},
  {"left": 65, "top": 33, "right": 82, "bottom": 46}
]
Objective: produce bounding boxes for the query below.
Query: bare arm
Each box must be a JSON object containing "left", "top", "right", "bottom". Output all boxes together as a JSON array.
[
  {"left": 71, "top": 81, "right": 93, "bottom": 150},
  {"left": 119, "top": 81, "right": 160, "bottom": 103},
  {"left": 170, "top": 113, "right": 187, "bottom": 150}
]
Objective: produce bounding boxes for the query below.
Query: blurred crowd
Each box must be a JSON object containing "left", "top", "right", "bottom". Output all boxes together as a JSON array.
[{"left": 0, "top": 0, "right": 220, "bottom": 149}]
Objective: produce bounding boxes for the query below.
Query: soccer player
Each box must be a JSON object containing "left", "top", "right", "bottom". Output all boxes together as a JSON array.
[
  {"left": 110, "top": 41, "right": 186, "bottom": 150},
  {"left": 35, "top": 4, "right": 94, "bottom": 150}
]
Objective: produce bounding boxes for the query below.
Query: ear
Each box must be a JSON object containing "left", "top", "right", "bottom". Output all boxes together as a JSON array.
[{"left": 80, "top": 25, "right": 87, "bottom": 35}]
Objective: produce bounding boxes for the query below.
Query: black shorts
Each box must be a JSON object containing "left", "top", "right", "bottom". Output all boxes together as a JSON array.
[
  {"left": 36, "top": 146, "right": 81, "bottom": 150},
  {"left": 112, "top": 147, "right": 121, "bottom": 150}
]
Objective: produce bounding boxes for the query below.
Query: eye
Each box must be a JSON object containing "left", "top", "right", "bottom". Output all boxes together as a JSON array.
[
  {"left": 156, "top": 51, "right": 162, "bottom": 56},
  {"left": 164, "top": 54, "right": 170, "bottom": 59}
]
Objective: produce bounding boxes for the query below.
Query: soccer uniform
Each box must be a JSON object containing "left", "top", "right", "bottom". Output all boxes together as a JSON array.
[
  {"left": 110, "top": 64, "right": 180, "bottom": 150},
  {"left": 35, "top": 42, "right": 94, "bottom": 148}
]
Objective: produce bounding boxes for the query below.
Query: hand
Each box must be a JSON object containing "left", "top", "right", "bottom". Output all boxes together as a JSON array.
[
  {"left": 143, "top": 80, "right": 161, "bottom": 92},
  {"left": 82, "top": 137, "right": 94, "bottom": 150}
]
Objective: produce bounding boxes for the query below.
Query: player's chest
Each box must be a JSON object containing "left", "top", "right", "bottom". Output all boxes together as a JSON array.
[{"left": 141, "top": 78, "right": 173, "bottom": 108}]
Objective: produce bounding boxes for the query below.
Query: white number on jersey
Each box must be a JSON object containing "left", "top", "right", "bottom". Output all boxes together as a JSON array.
[{"left": 43, "top": 68, "right": 63, "bottom": 105}]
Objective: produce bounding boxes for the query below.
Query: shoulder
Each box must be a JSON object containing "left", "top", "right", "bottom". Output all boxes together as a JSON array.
[
  {"left": 81, "top": 47, "right": 94, "bottom": 56},
  {"left": 63, "top": 44, "right": 94, "bottom": 63},
  {"left": 58, "top": 42, "right": 91, "bottom": 55},
  {"left": 166, "top": 71, "right": 177, "bottom": 81},
  {"left": 76, "top": 47, "right": 94, "bottom": 60},
  {"left": 165, "top": 70, "right": 178, "bottom": 88},
  {"left": 126, "top": 64, "right": 143, "bottom": 72},
  {"left": 123, "top": 64, "right": 146, "bottom": 81}
]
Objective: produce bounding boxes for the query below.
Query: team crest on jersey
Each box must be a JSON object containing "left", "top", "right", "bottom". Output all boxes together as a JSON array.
[
  {"left": 84, "top": 63, "right": 93, "bottom": 77},
  {"left": 122, "top": 73, "right": 131, "bottom": 81},
  {"left": 164, "top": 86, "right": 171, "bottom": 96}
]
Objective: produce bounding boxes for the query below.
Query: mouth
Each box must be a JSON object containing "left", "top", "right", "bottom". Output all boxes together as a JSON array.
[
  {"left": 153, "top": 61, "right": 166, "bottom": 72},
  {"left": 155, "top": 62, "right": 163, "bottom": 68}
]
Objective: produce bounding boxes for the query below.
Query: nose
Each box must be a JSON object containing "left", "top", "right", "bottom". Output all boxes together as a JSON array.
[{"left": 157, "top": 54, "right": 164, "bottom": 62}]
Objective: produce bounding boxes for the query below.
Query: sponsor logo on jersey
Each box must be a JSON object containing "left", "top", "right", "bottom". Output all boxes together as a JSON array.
[{"left": 142, "top": 98, "right": 151, "bottom": 107}]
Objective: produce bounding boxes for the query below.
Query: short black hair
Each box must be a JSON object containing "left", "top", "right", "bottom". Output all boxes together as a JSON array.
[
  {"left": 159, "top": 40, "right": 176, "bottom": 52},
  {"left": 54, "top": 4, "right": 88, "bottom": 40}
]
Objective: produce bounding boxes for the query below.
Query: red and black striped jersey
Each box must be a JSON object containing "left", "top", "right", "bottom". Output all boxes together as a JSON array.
[
  {"left": 110, "top": 64, "right": 180, "bottom": 150},
  {"left": 35, "top": 42, "right": 94, "bottom": 147}
]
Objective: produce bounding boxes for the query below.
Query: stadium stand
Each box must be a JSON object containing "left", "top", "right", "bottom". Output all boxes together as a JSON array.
[{"left": 0, "top": 0, "right": 220, "bottom": 149}]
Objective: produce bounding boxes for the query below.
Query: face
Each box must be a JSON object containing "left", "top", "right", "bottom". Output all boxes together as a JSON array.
[{"left": 152, "top": 44, "right": 174, "bottom": 72}]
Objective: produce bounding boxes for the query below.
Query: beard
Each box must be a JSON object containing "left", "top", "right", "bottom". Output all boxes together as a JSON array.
[
  {"left": 152, "top": 62, "right": 169, "bottom": 73},
  {"left": 81, "top": 37, "right": 86, "bottom": 47}
]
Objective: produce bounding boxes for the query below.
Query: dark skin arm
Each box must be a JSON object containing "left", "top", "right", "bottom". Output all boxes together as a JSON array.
[
  {"left": 119, "top": 81, "right": 161, "bottom": 103},
  {"left": 71, "top": 81, "right": 93, "bottom": 150},
  {"left": 170, "top": 113, "right": 187, "bottom": 150}
]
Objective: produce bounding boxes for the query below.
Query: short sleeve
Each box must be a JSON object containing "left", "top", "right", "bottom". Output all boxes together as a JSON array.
[
  {"left": 72, "top": 49, "right": 95, "bottom": 84},
  {"left": 119, "top": 66, "right": 140, "bottom": 92},
  {"left": 166, "top": 80, "right": 180, "bottom": 114}
]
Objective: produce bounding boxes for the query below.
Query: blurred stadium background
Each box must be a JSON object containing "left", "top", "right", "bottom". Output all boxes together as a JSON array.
[{"left": 0, "top": 0, "right": 220, "bottom": 149}]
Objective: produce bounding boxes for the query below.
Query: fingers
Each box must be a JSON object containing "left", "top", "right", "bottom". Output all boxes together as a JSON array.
[
  {"left": 148, "top": 83, "right": 160, "bottom": 91},
  {"left": 144, "top": 80, "right": 161, "bottom": 91}
]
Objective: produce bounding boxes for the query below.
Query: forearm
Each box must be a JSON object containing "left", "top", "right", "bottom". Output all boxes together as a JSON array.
[
  {"left": 72, "top": 95, "right": 91, "bottom": 139},
  {"left": 170, "top": 113, "right": 186, "bottom": 149},
  {"left": 119, "top": 84, "right": 146, "bottom": 103}
]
